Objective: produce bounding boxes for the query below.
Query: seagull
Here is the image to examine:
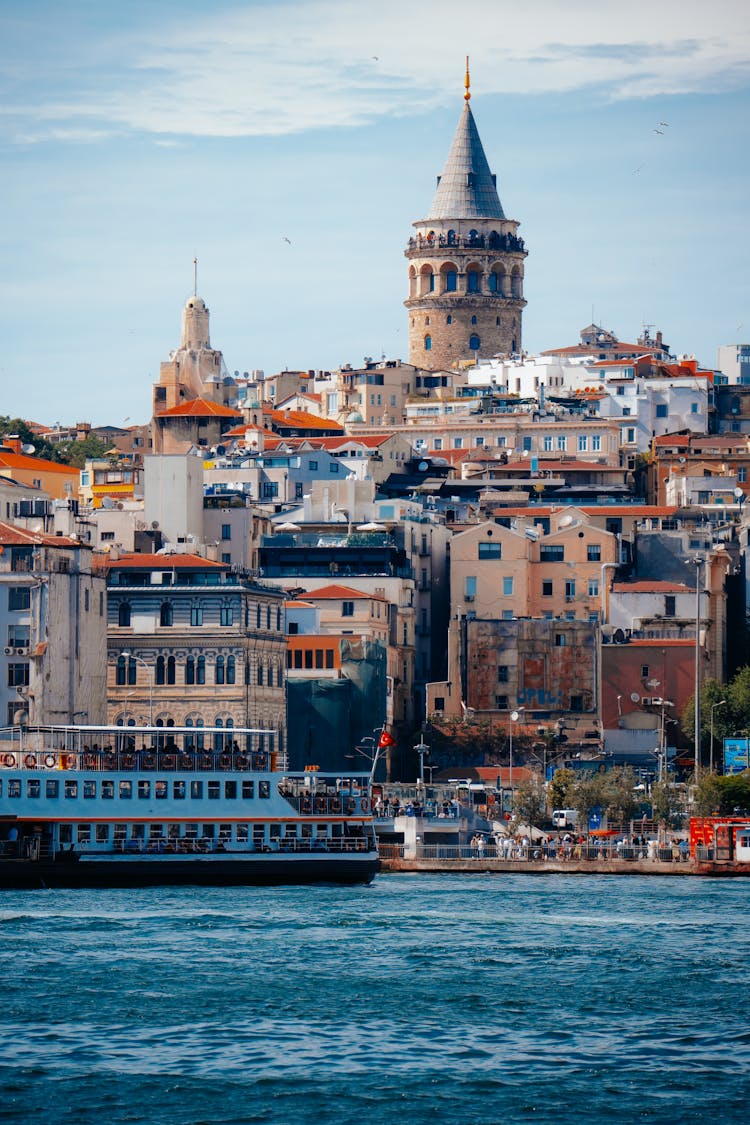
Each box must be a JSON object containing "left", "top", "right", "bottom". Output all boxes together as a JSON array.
[
  {"left": 658, "top": 121, "right": 670, "bottom": 126},
  {"left": 372, "top": 55, "right": 379, "bottom": 61},
  {"left": 282, "top": 237, "right": 291, "bottom": 244},
  {"left": 633, "top": 163, "right": 645, "bottom": 174},
  {"left": 654, "top": 128, "right": 664, "bottom": 134}
]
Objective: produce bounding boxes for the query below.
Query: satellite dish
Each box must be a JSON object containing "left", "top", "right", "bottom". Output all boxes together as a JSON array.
[
  {"left": 510, "top": 710, "right": 521, "bottom": 721},
  {"left": 630, "top": 692, "right": 641, "bottom": 703},
  {"left": 21, "top": 444, "right": 35, "bottom": 455},
  {"left": 559, "top": 514, "right": 574, "bottom": 527},
  {"left": 418, "top": 461, "right": 428, "bottom": 472}
]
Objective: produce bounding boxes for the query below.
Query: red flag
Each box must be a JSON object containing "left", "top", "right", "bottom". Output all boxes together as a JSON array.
[{"left": 378, "top": 729, "right": 396, "bottom": 748}]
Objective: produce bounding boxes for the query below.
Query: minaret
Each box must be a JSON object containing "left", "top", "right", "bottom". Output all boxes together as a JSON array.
[{"left": 405, "top": 60, "right": 527, "bottom": 369}]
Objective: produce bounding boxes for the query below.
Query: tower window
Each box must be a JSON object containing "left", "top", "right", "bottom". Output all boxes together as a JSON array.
[
  {"left": 469, "top": 334, "right": 481, "bottom": 351},
  {"left": 424, "top": 335, "right": 432, "bottom": 351},
  {"left": 425, "top": 316, "right": 430, "bottom": 326},
  {"left": 446, "top": 315, "right": 452, "bottom": 324},
  {"left": 429, "top": 274, "right": 435, "bottom": 292},
  {"left": 467, "top": 271, "right": 480, "bottom": 293},
  {"left": 445, "top": 270, "right": 457, "bottom": 292},
  {"left": 471, "top": 315, "right": 478, "bottom": 325}
]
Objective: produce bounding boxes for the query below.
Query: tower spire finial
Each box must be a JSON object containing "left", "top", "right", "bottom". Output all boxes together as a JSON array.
[
  {"left": 464, "top": 55, "right": 471, "bottom": 102},
  {"left": 193, "top": 256, "right": 198, "bottom": 296}
]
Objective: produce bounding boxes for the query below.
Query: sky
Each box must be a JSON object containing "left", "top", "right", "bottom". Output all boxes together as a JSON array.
[{"left": 1, "top": 0, "right": 749, "bottom": 427}]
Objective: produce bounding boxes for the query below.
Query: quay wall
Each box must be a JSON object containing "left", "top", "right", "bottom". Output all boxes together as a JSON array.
[{"left": 380, "top": 857, "right": 701, "bottom": 876}]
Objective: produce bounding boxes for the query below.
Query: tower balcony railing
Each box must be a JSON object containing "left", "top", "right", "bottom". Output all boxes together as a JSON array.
[{"left": 406, "top": 233, "right": 526, "bottom": 254}]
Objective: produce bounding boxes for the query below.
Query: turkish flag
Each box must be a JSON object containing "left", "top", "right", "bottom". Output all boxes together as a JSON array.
[{"left": 378, "top": 729, "right": 396, "bottom": 748}]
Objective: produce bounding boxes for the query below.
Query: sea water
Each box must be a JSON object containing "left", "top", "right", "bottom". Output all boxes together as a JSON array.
[{"left": 0, "top": 874, "right": 748, "bottom": 1125}]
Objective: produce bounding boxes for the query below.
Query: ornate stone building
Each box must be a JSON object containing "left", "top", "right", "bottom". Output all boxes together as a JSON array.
[{"left": 405, "top": 65, "right": 527, "bottom": 370}]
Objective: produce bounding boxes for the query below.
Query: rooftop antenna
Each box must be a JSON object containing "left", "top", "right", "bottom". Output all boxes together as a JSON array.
[
  {"left": 464, "top": 55, "right": 471, "bottom": 102},
  {"left": 193, "top": 256, "right": 198, "bottom": 296}
]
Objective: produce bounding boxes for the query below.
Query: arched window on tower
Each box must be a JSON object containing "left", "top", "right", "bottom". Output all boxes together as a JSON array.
[
  {"left": 444, "top": 270, "right": 457, "bottom": 292},
  {"left": 447, "top": 229, "right": 456, "bottom": 246},
  {"left": 155, "top": 656, "right": 165, "bottom": 685},
  {"left": 166, "top": 656, "right": 176, "bottom": 685},
  {"left": 446, "top": 315, "right": 453, "bottom": 325},
  {"left": 471, "top": 315, "right": 478, "bottom": 325},
  {"left": 185, "top": 656, "right": 195, "bottom": 685},
  {"left": 467, "top": 269, "right": 480, "bottom": 293},
  {"left": 469, "top": 334, "right": 481, "bottom": 352},
  {"left": 424, "top": 335, "right": 432, "bottom": 351},
  {"left": 511, "top": 267, "right": 522, "bottom": 298}
]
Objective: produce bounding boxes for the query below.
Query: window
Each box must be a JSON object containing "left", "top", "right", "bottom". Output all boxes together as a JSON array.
[
  {"left": 496, "top": 695, "right": 508, "bottom": 709},
  {"left": 565, "top": 580, "right": 576, "bottom": 598},
  {"left": 502, "top": 576, "right": 513, "bottom": 596},
  {"left": 656, "top": 404, "right": 668, "bottom": 418},
  {"left": 691, "top": 402, "right": 699, "bottom": 414},
  {"left": 216, "top": 656, "right": 225, "bottom": 685},
  {"left": 592, "top": 435, "right": 601, "bottom": 452},
  {"left": 160, "top": 602, "right": 173, "bottom": 626},
  {"left": 257, "top": 662, "right": 264, "bottom": 685},
  {"left": 543, "top": 435, "right": 553, "bottom": 452},
  {"left": 540, "top": 545, "right": 564, "bottom": 562},
  {"left": 556, "top": 435, "right": 567, "bottom": 451},
  {"left": 497, "top": 666, "right": 508, "bottom": 682},
  {"left": 469, "top": 334, "right": 481, "bottom": 351},
  {"left": 542, "top": 579, "right": 553, "bottom": 597},
  {"left": 226, "top": 656, "right": 236, "bottom": 685},
  {"left": 8, "top": 587, "right": 30, "bottom": 611},
  {"left": 465, "top": 576, "right": 477, "bottom": 601},
  {"left": 185, "top": 656, "right": 195, "bottom": 685},
  {"left": 665, "top": 595, "right": 676, "bottom": 617},
  {"left": 118, "top": 602, "right": 131, "bottom": 627},
  {"left": 424, "top": 335, "right": 432, "bottom": 351},
  {"left": 467, "top": 270, "right": 479, "bottom": 292},
  {"left": 522, "top": 436, "right": 532, "bottom": 452},
  {"left": 577, "top": 435, "right": 588, "bottom": 452},
  {"left": 588, "top": 579, "right": 599, "bottom": 597},
  {"left": 587, "top": 544, "right": 601, "bottom": 562},
  {"left": 478, "top": 542, "right": 501, "bottom": 559},
  {"left": 342, "top": 601, "right": 354, "bottom": 617},
  {"left": 155, "top": 656, "right": 165, "bottom": 685},
  {"left": 445, "top": 270, "right": 457, "bottom": 292},
  {"left": 7, "top": 663, "right": 29, "bottom": 688},
  {"left": 221, "top": 524, "right": 231, "bottom": 540},
  {"left": 167, "top": 656, "right": 176, "bottom": 685},
  {"left": 220, "top": 607, "right": 233, "bottom": 627},
  {"left": 191, "top": 607, "right": 203, "bottom": 627},
  {"left": 555, "top": 634, "right": 566, "bottom": 647},
  {"left": 196, "top": 656, "right": 206, "bottom": 685}
]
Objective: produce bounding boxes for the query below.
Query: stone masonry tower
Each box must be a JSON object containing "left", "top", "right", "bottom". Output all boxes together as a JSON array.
[{"left": 405, "top": 62, "right": 527, "bottom": 370}]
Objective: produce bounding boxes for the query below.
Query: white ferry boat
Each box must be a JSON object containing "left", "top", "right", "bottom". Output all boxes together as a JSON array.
[{"left": 0, "top": 725, "right": 379, "bottom": 888}]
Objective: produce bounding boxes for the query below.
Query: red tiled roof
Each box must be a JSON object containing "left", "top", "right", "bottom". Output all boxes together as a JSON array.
[
  {"left": 155, "top": 398, "right": 242, "bottom": 418},
  {"left": 0, "top": 520, "right": 79, "bottom": 547},
  {"left": 0, "top": 452, "right": 78, "bottom": 475},
  {"left": 300, "top": 583, "right": 387, "bottom": 601},
  {"left": 105, "top": 552, "right": 227, "bottom": 569},
  {"left": 495, "top": 505, "right": 679, "bottom": 518},
  {"left": 268, "top": 408, "right": 344, "bottom": 432}
]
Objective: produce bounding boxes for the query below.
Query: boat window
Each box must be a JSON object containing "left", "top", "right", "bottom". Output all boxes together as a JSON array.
[
  {"left": 96, "top": 825, "right": 109, "bottom": 843},
  {"left": 224, "top": 781, "right": 237, "bottom": 800},
  {"left": 208, "top": 782, "right": 220, "bottom": 800},
  {"left": 190, "top": 780, "right": 203, "bottom": 799},
  {"left": 149, "top": 824, "right": 164, "bottom": 839},
  {"left": 269, "top": 824, "right": 281, "bottom": 839},
  {"left": 253, "top": 825, "right": 264, "bottom": 845},
  {"left": 83, "top": 781, "right": 96, "bottom": 799},
  {"left": 101, "top": 781, "right": 114, "bottom": 800},
  {"left": 242, "top": 780, "right": 255, "bottom": 799},
  {"left": 301, "top": 824, "right": 312, "bottom": 838},
  {"left": 27, "top": 779, "right": 41, "bottom": 798},
  {"left": 8, "top": 780, "right": 20, "bottom": 798},
  {"left": 236, "top": 824, "right": 249, "bottom": 842},
  {"left": 259, "top": 781, "right": 270, "bottom": 799},
  {"left": 65, "top": 780, "right": 78, "bottom": 799},
  {"left": 60, "top": 824, "right": 72, "bottom": 844},
  {"left": 155, "top": 780, "right": 167, "bottom": 799},
  {"left": 168, "top": 824, "right": 180, "bottom": 840},
  {"left": 185, "top": 823, "right": 199, "bottom": 839},
  {"left": 202, "top": 823, "right": 216, "bottom": 839},
  {"left": 119, "top": 780, "right": 132, "bottom": 799},
  {"left": 138, "top": 780, "right": 150, "bottom": 799},
  {"left": 219, "top": 824, "right": 231, "bottom": 840},
  {"left": 77, "top": 824, "right": 91, "bottom": 843},
  {"left": 46, "top": 779, "right": 59, "bottom": 799},
  {"left": 173, "top": 781, "right": 186, "bottom": 799},
  {"left": 131, "top": 824, "right": 145, "bottom": 840},
  {"left": 113, "top": 824, "right": 127, "bottom": 841}
]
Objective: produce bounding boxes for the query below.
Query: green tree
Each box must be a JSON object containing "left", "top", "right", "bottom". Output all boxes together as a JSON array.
[
  {"left": 601, "top": 766, "right": 641, "bottom": 824},
  {"left": 693, "top": 771, "right": 750, "bottom": 816},
  {"left": 683, "top": 669, "right": 750, "bottom": 772},
  {"left": 512, "top": 773, "right": 547, "bottom": 829},
  {"left": 55, "top": 434, "right": 112, "bottom": 468},
  {"left": 0, "top": 416, "right": 59, "bottom": 462},
  {"left": 547, "top": 767, "right": 576, "bottom": 812}
]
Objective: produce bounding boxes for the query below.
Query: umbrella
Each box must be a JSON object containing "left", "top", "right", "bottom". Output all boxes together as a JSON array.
[
  {"left": 356, "top": 522, "right": 386, "bottom": 531},
  {"left": 275, "top": 521, "right": 301, "bottom": 532},
  {"left": 589, "top": 828, "right": 618, "bottom": 837}
]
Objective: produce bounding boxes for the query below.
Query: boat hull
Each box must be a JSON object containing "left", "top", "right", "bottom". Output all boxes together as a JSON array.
[{"left": 0, "top": 852, "right": 380, "bottom": 890}]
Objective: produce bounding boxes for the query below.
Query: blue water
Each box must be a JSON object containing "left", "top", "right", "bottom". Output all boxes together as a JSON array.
[{"left": 0, "top": 874, "right": 748, "bottom": 1125}]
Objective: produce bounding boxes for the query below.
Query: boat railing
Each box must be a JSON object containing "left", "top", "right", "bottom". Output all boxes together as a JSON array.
[{"left": 0, "top": 749, "right": 273, "bottom": 773}]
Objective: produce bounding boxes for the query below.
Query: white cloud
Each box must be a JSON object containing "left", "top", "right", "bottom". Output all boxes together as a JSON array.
[{"left": 4, "top": 0, "right": 750, "bottom": 142}]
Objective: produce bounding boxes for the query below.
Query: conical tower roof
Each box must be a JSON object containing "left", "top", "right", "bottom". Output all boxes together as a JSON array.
[{"left": 428, "top": 101, "right": 505, "bottom": 221}]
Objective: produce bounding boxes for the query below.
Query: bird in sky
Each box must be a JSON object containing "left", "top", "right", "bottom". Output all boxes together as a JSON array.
[
  {"left": 654, "top": 128, "right": 664, "bottom": 134},
  {"left": 632, "top": 164, "right": 645, "bottom": 174},
  {"left": 282, "top": 237, "right": 291, "bottom": 244},
  {"left": 372, "top": 55, "right": 379, "bottom": 61},
  {"left": 658, "top": 121, "right": 670, "bottom": 126}
]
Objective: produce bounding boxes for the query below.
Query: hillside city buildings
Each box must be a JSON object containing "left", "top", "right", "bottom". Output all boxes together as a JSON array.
[{"left": 3, "top": 74, "right": 749, "bottom": 784}]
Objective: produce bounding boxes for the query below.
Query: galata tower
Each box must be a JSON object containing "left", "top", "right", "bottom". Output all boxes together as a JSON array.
[{"left": 405, "top": 62, "right": 527, "bottom": 370}]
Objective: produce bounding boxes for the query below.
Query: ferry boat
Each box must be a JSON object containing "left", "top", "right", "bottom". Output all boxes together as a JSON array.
[{"left": 0, "top": 725, "right": 380, "bottom": 888}]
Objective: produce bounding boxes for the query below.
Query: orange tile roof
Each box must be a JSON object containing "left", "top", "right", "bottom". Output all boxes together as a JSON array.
[
  {"left": 0, "top": 520, "right": 79, "bottom": 547},
  {"left": 300, "top": 583, "right": 387, "bottom": 601},
  {"left": 268, "top": 408, "right": 344, "bottom": 432},
  {"left": 155, "top": 398, "right": 242, "bottom": 418},
  {"left": 105, "top": 552, "right": 227, "bottom": 569},
  {"left": 0, "top": 452, "right": 78, "bottom": 475}
]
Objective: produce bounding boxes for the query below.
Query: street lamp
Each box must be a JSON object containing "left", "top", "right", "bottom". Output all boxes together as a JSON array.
[
  {"left": 692, "top": 556, "right": 705, "bottom": 783},
  {"left": 414, "top": 729, "right": 429, "bottom": 786},
  {"left": 508, "top": 707, "right": 524, "bottom": 789},
  {"left": 121, "top": 651, "right": 153, "bottom": 725},
  {"left": 709, "top": 699, "right": 727, "bottom": 775}
]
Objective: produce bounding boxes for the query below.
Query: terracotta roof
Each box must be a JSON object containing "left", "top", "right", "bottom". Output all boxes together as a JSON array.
[
  {"left": 0, "top": 520, "right": 79, "bottom": 547},
  {"left": 0, "top": 452, "right": 78, "bottom": 475},
  {"left": 155, "top": 398, "right": 242, "bottom": 418},
  {"left": 105, "top": 552, "right": 227, "bottom": 569},
  {"left": 495, "top": 505, "right": 679, "bottom": 518},
  {"left": 299, "top": 583, "right": 387, "bottom": 601},
  {"left": 268, "top": 408, "right": 344, "bottom": 432}
]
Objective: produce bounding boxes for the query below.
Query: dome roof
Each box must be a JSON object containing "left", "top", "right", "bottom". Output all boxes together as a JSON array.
[
  {"left": 347, "top": 411, "right": 364, "bottom": 423},
  {"left": 185, "top": 295, "right": 207, "bottom": 311}
]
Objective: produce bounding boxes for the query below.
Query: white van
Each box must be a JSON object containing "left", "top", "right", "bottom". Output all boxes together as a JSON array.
[{"left": 552, "top": 809, "right": 578, "bottom": 829}]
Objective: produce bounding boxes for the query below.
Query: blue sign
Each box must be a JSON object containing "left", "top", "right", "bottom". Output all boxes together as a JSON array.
[
  {"left": 724, "top": 738, "right": 750, "bottom": 774},
  {"left": 588, "top": 806, "right": 602, "bottom": 831}
]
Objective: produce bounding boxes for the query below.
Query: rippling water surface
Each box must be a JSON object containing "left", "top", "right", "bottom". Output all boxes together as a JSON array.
[{"left": 1, "top": 874, "right": 749, "bottom": 1124}]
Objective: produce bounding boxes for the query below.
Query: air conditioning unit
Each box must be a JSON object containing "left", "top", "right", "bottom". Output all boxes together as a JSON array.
[
  {"left": 3, "top": 647, "right": 12, "bottom": 655},
  {"left": 15, "top": 647, "right": 28, "bottom": 656}
]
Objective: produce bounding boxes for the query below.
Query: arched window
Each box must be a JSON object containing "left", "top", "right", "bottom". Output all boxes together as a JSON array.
[
  {"left": 214, "top": 717, "right": 224, "bottom": 753},
  {"left": 167, "top": 656, "right": 176, "bottom": 685},
  {"left": 185, "top": 656, "right": 195, "bottom": 685},
  {"left": 257, "top": 662, "right": 264, "bottom": 686},
  {"left": 216, "top": 656, "right": 225, "bottom": 685},
  {"left": 118, "top": 602, "right": 131, "bottom": 627},
  {"left": 185, "top": 718, "right": 194, "bottom": 751},
  {"left": 471, "top": 315, "right": 478, "bottom": 325},
  {"left": 425, "top": 315, "right": 430, "bottom": 326},
  {"left": 467, "top": 270, "right": 480, "bottom": 293},
  {"left": 196, "top": 719, "right": 204, "bottom": 751},
  {"left": 127, "top": 657, "right": 136, "bottom": 686},
  {"left": 257, "top": 604, "right": 261, "bottom": 628},
  {"left": 469, "top": 334, "right": 481, "bottom": 351},
  {"left": 446, "top": 315, "right": 452, "bottom": 325},
  {"left": 447, "top": 229, "right": 456, "bottom": 245},
  {"left": 424, "top": 335, "right": 432, "bottom": 351},
  {"left": 226, "top": 656, "right": 236, "bottom": 685},
  {"left": 276, "top": 607, "right": 281, "bottom": 631},
  {"left": 160, "top": 602, "right": 173, "bottom": 627},
  {"left": 444, "top": 270, "right": 457, "bottom": 292},
  {"left": 155, "top": 656, "right": 165, "bottom": 685},
  {"left": 116, "top": 655, "right": 126, "bottom": 685},
  {"left": 196, "top": 655, "right": 206, "bottom": 685}
]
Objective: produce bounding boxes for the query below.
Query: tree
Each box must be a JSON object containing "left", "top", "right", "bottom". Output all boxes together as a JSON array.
[
  {"left": 512, "top": 773, "right": 547, "bottom": 829},
  {"left": 0, "top": 416, "right": 59, "bottom": 462},
  {"left": 547, "top": 767, "right": 576, "bottom": 812},
  {"left": 693, "top": 772, "right": 750, "bottom": 816},
  {"left": 55, "top": 434, "right": 111, "bottom": 468}
]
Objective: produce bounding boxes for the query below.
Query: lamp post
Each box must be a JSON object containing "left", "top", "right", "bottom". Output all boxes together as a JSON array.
[
  {"left": 508, "top": 707, "right": 524, "bottom": 790},
  {"left": 709, "top": 699, "right": 727, "bottom": 775},
  {"left": 121, "top": 651, "right": 153, "bottom": 726},
  {"left": 414, "top": 730, "right": 429, "bottom": 786}
]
